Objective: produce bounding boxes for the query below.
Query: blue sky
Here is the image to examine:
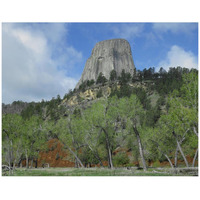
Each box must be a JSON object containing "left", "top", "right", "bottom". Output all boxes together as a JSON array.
[{"left": 2, "top": 22, "right": 198, "bottom": 103}]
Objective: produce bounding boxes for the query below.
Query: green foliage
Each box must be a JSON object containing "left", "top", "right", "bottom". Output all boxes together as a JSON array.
[
  {"left": 151, "top": 70, "right": 198, "bottom": 167},
  {"left": 87, "top": 79, "right": 95, "bottom": 87},
  {"left": 110, "top": 69, "right": 117, "bottom": 81},
  {"left": 2, "top": 114, "right": 48, "bottom": 169},
  {"left": 2, "top": 114, "right": 23, "bottom": 167},
  {"left": 132, "top": 87, "right": 151, "bottom": 110},
  {"left": 64, "top": 89, "right": 75, "bottom": 99},
  {"left": 113, "top": 152, "right": 130, "bottom": 166},
  {"left": 143, "top": 67, "right": 155, "bottom": 80},
  {"left": 118, "top": 84, "right": 132, "bottom": 98},
  {"left": 2, "top": 66, "right": 198, "bottom": 170},
  {"left": 145, "top": 106, "right": 161, "bottom": 127},
  {"left": 79, "top": 147, "right": 99, "bottom": 166},
  {"left": 79, "top": 79, "right": 95, "bottom": 92},
  {"left": 110, "top": 82, "right": 132, "bottom": 98},
  {"left": 152, "top": 160, "right": 160, "bottom": 168},
  {"left": 96, "top": 88, "right": 103, "bottom": 98},
  {"left": 78, "top": 81, "right": 87, "bottom": 92},
  {"left": 73, "top": 108, "right": 81, "bottom": 118},
  {"left": 96, "top": 72, "right": 107, "bottom": 85},
  {"left": 118, "top": 69, "right": 131, "bottom": 85}
]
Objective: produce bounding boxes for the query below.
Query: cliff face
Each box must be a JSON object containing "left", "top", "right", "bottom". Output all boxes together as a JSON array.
[{"left": 76, "top": 39, "right": 135, "bottom": 88}]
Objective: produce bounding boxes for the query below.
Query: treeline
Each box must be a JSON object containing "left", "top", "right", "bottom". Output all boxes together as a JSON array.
[
  {"left": 2, "top": 67, "right": 198, "bottom": 172},
  {"left": 2, "top": 101, "right": 28, "bottom": 114},
  {"left": 78, "top": 67, "right": 198, "bottom": 94}
]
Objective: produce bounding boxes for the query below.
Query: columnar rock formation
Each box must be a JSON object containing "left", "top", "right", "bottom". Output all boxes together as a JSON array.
[{"left": 76, "top": 39, "right": 135, "bottom": 88}]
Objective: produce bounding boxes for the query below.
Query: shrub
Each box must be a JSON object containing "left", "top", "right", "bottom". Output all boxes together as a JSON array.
[
  {"left": 152, "top": 160, "right": 160, "bottom": 168},
  {"left": 79, "top": 81, "right": 87, "bottom": 92},
  {"left": 113, "top": 152, "right": 130, "bottom": 167},
  {"left": 97, "top": 88, "right": 103, "bottom": 98},
  {"left": 87, "top": 79, "right": 95, "bottom": 87}
]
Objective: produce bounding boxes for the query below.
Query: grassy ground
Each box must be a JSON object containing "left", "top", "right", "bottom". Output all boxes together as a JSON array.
[{"left": 3, "top": 167, "right": 197, "bottom": 176}]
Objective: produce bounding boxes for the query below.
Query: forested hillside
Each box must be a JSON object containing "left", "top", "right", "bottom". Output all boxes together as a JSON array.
[{"left": 2, "top": 67, "right": 198, "bottom": 172}]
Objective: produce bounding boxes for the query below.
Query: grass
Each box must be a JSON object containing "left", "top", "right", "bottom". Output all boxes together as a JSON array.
[{"left": 3, "top": 167, "right": 197, "bottom": 176}]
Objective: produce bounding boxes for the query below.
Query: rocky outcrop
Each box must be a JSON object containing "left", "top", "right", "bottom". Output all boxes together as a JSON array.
[
  {"left": 76, "top": 39, "right": 135, "bottom": 88},
  {"left": 62, "top": 85, "right": 112, "bottom": 107}
]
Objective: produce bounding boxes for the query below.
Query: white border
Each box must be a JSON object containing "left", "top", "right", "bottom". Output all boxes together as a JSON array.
[{"left": 0, "top": 1, "right": 199, "bottom": 200}]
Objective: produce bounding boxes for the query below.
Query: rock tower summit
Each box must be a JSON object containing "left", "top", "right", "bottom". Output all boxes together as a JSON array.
[{"left": 76, "top": 39, "right": 135, "bottom": 88}]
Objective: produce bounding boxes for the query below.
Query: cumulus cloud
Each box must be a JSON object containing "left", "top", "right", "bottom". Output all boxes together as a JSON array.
[
  {"left": 157, "top": 45, "right": 198, "bottom": 71},
  {"left": 152, "top": 23, "right": 197, "bottom": 35},
  {"left": 2, "top": 23, "right": 82, "bottom": 104},
  {"left": 110, "top": 23, "right": 144, "bottom": 40}
]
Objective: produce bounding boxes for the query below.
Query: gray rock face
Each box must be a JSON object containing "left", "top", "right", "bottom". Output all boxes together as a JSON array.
[{"left": 76, "top": 39, "right": 135, "bottom": 88}]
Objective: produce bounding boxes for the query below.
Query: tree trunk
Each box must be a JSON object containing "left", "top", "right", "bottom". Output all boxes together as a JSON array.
[
  {"left": 67, "top": 146, "right": 84, "bottom": 168},
  {"left": 18, "top": 159, "right": 21, "bottom": 168},
  {"left": 174, "top": 146, "right": 179, "bottom": 168},
  {"left": 193, "top": 126, "right": 198, "bottom": 137},
  {"left": 88, "top": 145, "right": 104, "bottom": 167},
  {"left": 97, "top": 156, "right": 104, "bottom": 167},
  {"left": 18, "top": 158, "right": 22, "bottom": 168},
  {"left": 25, "top": 150, "right": 29, "bottom": 169},
  {"left": 172, "top": 131, "right": 189, "bottom": 167},
  {"left": 102, "top": 128, "right": 113, "bottom": 169},
  {"left": 150, "top": 139, "right": 174, "bottom": 169},
  {"left": 174, "top": 132, "right": 187, "bottom": 168},
  {"left": 133, "top": 126, "right": 147, "bottom": 171},
  {"left": 8, "top": 147, "right": 11, "bottom": 175},
  {"left": 35, "top": 159, "right": 38, "bottom": 168},
  {"left": 192, "top": 148, "right": 198, "bottom": 167},
  {"left": 13, "top": 159, "right": 16, "bottom": 171},
  {"left": 74, "top": 158, "right": 79, "bottom": 168},
  {"left": 192, "top": 127, "right": 198, "bottom": 167},
  {"left": 30, "top": 159, "right": 33, "bottom": 168},
  {"left": 67, "top": 116, "right": 84, "bottom": 168},
  {"left": 107, "top": 145, "right": 114, "bottom": 169},
  {"left": 164, "top": 154, "right": 174, "bottom": 169}
]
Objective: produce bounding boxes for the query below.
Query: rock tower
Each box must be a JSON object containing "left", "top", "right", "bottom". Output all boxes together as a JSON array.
[{"left": 76, "top": 39, "right": 135, "bottom": 88}]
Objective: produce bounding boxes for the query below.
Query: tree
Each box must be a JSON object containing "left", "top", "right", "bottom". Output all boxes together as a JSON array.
[
  {"left": 158, "top": 67, "right": 167, "bottom": 77},
  {"left": 132, "top": 87, "right": 151, "bottom": 110},
  {"left": 83, "top": 99, "right": 114, "bottom": 168},
  {"left": 116, "top": 95, "right": 147, "bottom": 171},
  {"left": 81, "top": 124, "right": 105, "bottom": 167},
  {"left": 110, "top": 69, "right": 117, "bottom": 82},
  {"left": 118, "top": 69, "right": 131, "bottom": 85},
  {"left": 96, "top": 72, "right": 107, "bottom": 85},
  {"left": 96, "top": 88, "right": 103, "bottom": 98},
  {"left": 2, "top": 114, "right": 23, "bottom": 174},
  {"left": 83, "top": 96, "right": 130, "bottom": 169},
  {"left": 154, "top": 71, "right": 198, "bottom": 167},
  {"left": 21, "top": 116, "right": 47, "bottom": 168},
  {"left": 87, "top": 79, "right": 95, "bottom": 87},
  {"left": 54, "top": 113, "right": 85, "bottom": 168}
]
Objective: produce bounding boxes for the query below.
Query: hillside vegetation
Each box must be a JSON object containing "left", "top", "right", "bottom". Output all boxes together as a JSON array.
[{"left": 2, "top": 67, "right": 198, "bottom": 175}]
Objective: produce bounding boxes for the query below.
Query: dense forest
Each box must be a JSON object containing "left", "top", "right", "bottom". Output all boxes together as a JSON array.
[{"left": 2, "top": 66, "right": 198, "bottom": 173}]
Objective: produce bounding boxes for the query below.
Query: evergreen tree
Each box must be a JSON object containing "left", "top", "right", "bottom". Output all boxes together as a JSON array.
[
  {"left": 109, "top": 69, "right": 117, "bottom": 81},
  {"left": 96, "top": 72, "right": 107, "bottom": 85}
]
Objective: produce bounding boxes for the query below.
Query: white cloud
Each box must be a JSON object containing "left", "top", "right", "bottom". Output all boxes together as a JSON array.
[
  {"left": 152, "top": 23, "right": 197, "bottom": 35},
  {"left": 111, "top": 23, "right": 144, "bottom": 40},
  {"left": 157, "top": 45, "right": 198, "bottom": 71},
  {"left": 2, "top": 23, "right": 82, "bottom": 104}
]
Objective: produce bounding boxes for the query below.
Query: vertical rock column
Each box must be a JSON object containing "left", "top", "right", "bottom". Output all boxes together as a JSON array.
[{"left": 76, "top": 38, "right": 135, "bottom": 88}]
